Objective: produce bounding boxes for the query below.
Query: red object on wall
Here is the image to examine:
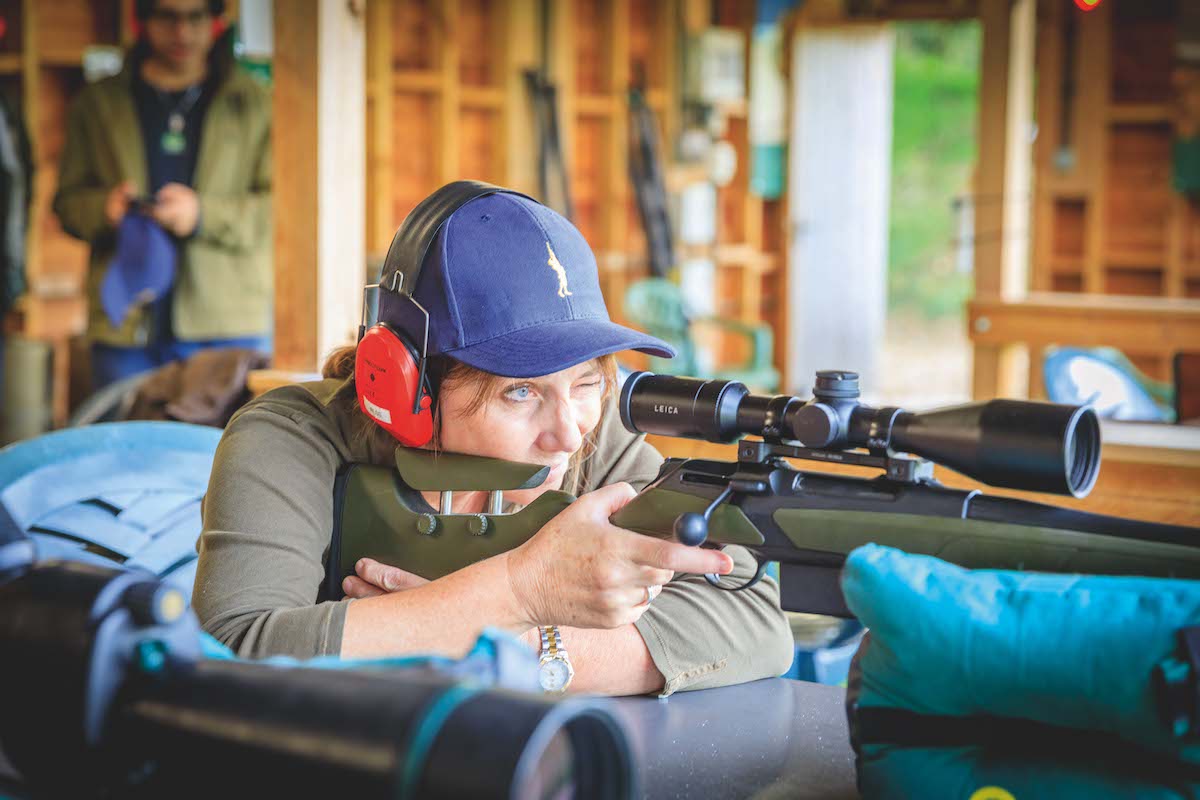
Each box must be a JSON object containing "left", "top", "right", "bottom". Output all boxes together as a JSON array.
[{"left": 1073, "top": 0, "right": 1102, "bottom": 10}]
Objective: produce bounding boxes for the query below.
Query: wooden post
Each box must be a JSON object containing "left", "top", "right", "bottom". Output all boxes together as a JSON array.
[
  {"left": 971, "top": 0, "right": 1034, "bottom": 400},
  {"left": 366, "top": 0, "right": 396, "bottom": 254},
  {"left": 607, "top": 0, "right": 632, "bottom": 303},
  {"left": 21, "top": 0, "right": 41, "bottom": 287},
  {"left": 272, "top": 0, "right": 366, "bottom": 372},
  {"left": 438, "top": 0, "right": 461, "bottom": 184},
  {"left": 1076, "top": 1, "right": 1109, "bottom": 295},
  {"left": 503, "top": 0, "right": 540, "bottom": 196}
]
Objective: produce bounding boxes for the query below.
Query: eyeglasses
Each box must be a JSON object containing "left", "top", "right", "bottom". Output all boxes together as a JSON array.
[{"left": 147, "top": 9, "right": 213, "bottom": 27}]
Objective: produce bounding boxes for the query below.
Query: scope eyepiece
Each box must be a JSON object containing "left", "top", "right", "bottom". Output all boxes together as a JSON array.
[{"left": 620, "top": 372, "right": 748, "bottom": 443}]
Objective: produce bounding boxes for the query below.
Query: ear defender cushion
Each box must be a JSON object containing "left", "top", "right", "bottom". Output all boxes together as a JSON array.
[{"left": 355, "top": 323, "right": 434, "bottom": 447}]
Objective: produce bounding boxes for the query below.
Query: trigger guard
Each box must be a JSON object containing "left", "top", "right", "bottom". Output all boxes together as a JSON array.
[{"left": 703, "top": 556, "right": 769, "bottom": 592}]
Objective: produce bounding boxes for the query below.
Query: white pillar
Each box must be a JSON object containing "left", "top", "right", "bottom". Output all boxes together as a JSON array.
[{"left": 787, "top": 25, "right": 894, "bottom": 397}]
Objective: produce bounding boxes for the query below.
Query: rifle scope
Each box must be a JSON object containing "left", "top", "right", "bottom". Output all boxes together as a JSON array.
[
  {"left": 620, "top": 370, "right": 1101, "bottom": 498},
  {"left": 0, "top": 562, "right": 635, "bottom": 799}
]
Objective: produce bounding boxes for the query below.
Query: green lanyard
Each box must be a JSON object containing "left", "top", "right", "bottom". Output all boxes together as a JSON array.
[{"left": 157, "top": 83, "right": 203, "bottom": 155}]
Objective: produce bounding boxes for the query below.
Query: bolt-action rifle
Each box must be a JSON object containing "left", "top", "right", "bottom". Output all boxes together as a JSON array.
[{"left": 327, "top": 370, "right": 1200, "bottom": 615}]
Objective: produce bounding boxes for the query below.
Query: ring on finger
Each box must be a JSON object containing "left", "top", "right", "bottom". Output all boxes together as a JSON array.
[{"left": 643, "top": 584, "right": 663, "bottom": 605}]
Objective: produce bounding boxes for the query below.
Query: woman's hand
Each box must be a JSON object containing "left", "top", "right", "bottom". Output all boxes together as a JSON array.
[
  {"left": 342, "top": 558, "right": 430, "bottom": 598},
  {"left": 505, "top": 482, "right": 735, "bottom": 630}
]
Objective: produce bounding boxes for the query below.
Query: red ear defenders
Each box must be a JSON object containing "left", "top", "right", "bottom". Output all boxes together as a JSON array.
[{"left": 355, "top": 181, "right": 535, "bottom": 447}]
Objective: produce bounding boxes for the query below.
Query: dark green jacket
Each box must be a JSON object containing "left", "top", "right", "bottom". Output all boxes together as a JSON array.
[{"left": 53, "top": 61, "right": 272, "bottom": 346}]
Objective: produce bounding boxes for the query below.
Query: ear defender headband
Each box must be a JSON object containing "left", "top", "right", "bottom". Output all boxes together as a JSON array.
[{"left": 355, "top": 180, "right": 535, "bottom": 447}]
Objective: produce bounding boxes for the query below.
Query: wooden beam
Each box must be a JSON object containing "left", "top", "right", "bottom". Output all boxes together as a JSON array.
[
  {"left": 503, "top": 0, "right": 539, "bottom": 195},
  {"left": 21, "top": 0, "right": 41, "bottom": 287},
  {"left": 273, "top": 0, "right": 366, "bottom": 372},
  {"left": 1076, "top": 1, "right": 1110, "bottom": 295},
  {"left": 968, "top": 293, "right": 1200, "bottom": 359},
  {"left": 366, "top": 0, "right": 395, "bottom": 253},
  {"left": 438, "top": 0, "right": 461, "bottom": 184},
  {"left": 972, "top": 0, "right": 1034, "bottom": 400},
  {"left": 549, "top": 0, "right": 577, "bottom": 198},
  {"left": 605, "top": 0, "right": 632, "bottom": 304}
]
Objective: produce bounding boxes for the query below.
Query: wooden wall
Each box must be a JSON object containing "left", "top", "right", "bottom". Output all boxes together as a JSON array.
[
  {"left": 1032, "top": 0, "right": 1199, "bottom": 381},
  {"left": 365, "top": 0, "right": 789, "bottom": 382}
]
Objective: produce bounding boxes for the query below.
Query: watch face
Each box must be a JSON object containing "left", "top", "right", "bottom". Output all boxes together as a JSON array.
[{"left": 539, "top": 658, "right": 572, "bottom": 693}]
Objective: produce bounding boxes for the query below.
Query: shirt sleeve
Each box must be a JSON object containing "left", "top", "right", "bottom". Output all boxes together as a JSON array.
[
  {"left": 192, "top": 403, "right": 348, "bottom": 658},
  {"left": 584, "top": 397, "right": 796, "bottom": 696}
]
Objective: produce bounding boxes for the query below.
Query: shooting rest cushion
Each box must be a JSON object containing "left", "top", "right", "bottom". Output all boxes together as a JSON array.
[{"left": 842, "top": 544, "right": 1200, "bottom": 766}]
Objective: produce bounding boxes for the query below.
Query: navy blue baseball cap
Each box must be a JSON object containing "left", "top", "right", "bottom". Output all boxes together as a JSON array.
[
  {"left": 378, "top": 192, "right": 674, "bottom": 378},
  {"left": 99, "top": 213, "right": 177, "bottom": 328}
]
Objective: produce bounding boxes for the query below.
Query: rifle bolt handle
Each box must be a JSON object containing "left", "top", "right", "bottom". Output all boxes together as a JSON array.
[{"left": 674, "top": 512, "right": 709, "bottom": 547}]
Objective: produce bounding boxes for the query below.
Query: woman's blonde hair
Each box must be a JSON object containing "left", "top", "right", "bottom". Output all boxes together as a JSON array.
[{"left": 323, "top": 344, "right": 618, "bottom": 475}]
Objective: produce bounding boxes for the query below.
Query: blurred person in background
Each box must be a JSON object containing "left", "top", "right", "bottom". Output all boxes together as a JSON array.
[{"left": 54, "top": 0, "right": 272, "bottom": 392}]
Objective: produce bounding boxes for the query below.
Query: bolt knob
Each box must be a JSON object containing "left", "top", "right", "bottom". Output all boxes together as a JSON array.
[{"left": 674, "top": 512, "right": 709, "bottom": 547}]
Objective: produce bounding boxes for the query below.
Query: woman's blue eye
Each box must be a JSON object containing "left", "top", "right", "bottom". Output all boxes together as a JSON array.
[{"left": 506, "top": 385, "right": 532, "bottom": 401}]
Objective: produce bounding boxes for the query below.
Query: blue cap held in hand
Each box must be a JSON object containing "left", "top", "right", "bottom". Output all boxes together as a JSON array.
[{"left": 99, "top": 213, "right": 177, "bottom": 328}]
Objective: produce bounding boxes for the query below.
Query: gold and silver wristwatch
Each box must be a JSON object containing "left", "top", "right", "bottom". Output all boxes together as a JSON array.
[{"left": 537, "top": 625, "right": 574, "bottom": 693}]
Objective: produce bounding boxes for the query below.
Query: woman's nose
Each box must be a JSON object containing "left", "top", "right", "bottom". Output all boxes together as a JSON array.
[{"left": 541, "top": 399, "right": 584, "bottom": 453}]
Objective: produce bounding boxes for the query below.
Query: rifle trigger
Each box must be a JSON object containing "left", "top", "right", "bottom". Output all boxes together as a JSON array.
[{"left": 704, "top": 557, "right": 769, "bottom": 593}]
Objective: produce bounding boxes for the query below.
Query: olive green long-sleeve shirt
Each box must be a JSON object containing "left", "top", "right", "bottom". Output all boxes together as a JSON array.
[{"left": 194, "top": 378, "right": 794, "bottom": 694}]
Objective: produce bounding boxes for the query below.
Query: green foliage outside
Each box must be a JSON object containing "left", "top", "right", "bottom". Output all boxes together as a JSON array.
[{"left": 889, "top": 22, "right": 981, "bottom": 320}]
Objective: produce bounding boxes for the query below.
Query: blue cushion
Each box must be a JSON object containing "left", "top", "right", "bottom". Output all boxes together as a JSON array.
[
  {"left": 0, "top": 422, "right": 221, "bottom": 600},
  {"left": 842, "top": 544, "right": 1200, "bottom": 764},
  {"left": 857, "top": 743, "right": 1199, "bottom": 800}
]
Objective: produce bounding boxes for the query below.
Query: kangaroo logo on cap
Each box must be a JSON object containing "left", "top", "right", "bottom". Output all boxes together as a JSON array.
[{"left": 545, "top": 242, "right": 573, "bottom": 299}]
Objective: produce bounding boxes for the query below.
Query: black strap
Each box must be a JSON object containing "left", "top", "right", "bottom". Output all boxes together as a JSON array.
[
  {"left": 627, "top": 81, "right": 674, "bottom": 279},
  {"left": 525, "top": 71, "right": 575, "bottom": 221}
]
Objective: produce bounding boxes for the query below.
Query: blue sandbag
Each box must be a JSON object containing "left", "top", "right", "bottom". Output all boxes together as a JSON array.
[
  {"left": 842, "top": 544, "right": 1200, "bottom": 765},
  {"left": 857, "top": 742, "right": 1200, "bottom": 800}
]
